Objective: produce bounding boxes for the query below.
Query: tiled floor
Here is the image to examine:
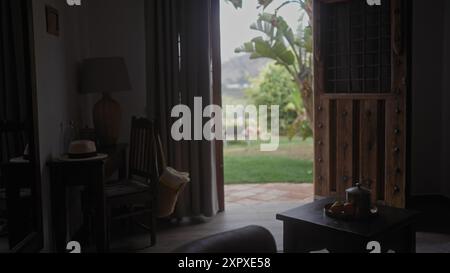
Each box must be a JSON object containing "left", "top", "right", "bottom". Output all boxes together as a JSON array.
[
  {"left": 109, "top": 184, "right": 450, "bottom": 253},
  {"left": 225, "top": 183, "right": 314, "bottom": 205},
  {"left": 115, "top": 201, "right": 304, "bottom": 253},
  {"left": 109, "top": 184, "right": 314, "bottom": 252},
  {"left": 113, "top": 200, "right": 450, "bottom": 253}
]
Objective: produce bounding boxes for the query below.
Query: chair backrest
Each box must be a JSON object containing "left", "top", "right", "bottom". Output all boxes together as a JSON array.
[{"left": 128, "top": 117, "right": 159, "bottom": 185}]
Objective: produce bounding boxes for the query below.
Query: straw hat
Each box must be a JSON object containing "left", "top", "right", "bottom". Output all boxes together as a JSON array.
[{"left": 60, "top": 140, "right": 108, "bottom": 162}]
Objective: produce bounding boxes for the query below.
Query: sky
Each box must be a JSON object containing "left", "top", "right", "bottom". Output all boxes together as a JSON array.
[{"left": 220, "top": 0, "right": 305, "bottom": 63}]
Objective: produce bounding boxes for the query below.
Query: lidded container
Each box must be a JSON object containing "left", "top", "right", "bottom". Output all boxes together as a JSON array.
[{"left": 346, "top": 183, "right": 371, "bottom": 220}]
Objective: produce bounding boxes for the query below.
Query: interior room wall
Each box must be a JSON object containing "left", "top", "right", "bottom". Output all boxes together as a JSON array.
[
  {"left": 411, "top": 0, "right": 448, "bottom": 198},
  {"left": 32, "top": 0, "right": 86, "bottom": 251},
  {"left": 411, "top": 0, "right": 444, "bottom": 196},
  {"left": 442, "top": 1, "right": 450, "bottom": 198},
  {"left": 32, "top": 0, "right": 147, "bottom": 251},
  {"left": 78, "top": 0, "right": 147, "bottom": 143}
]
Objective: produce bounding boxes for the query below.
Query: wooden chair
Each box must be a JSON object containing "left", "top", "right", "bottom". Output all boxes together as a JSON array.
[{"left": 104, "top": 117, "right": 160, "bottom": 249}]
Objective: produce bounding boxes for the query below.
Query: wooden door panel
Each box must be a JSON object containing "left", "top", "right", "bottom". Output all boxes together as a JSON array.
[
  {"left": 385, "top": 98, "right": 406, "bottom": 207},
  {"left": 314, "top": 0, "right": 407, "bottom": 207},
  {"left": 359, "top": 100, "right": 380, "bottom": 203},
  {"left": 385, "top": 0, "right": 407, "bottom": 208},
  {"left": 335, "top": 100, "right": 354, "bottom": 196}
]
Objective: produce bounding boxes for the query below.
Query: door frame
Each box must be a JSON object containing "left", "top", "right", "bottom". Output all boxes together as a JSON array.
[{"left": 404, "top": 0, "right": 412, "bottom": 209}]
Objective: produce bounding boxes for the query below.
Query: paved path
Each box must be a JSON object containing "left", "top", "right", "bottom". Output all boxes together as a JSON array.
[{"left": 225, "top": 183, "right": 314, "bottom": 206}]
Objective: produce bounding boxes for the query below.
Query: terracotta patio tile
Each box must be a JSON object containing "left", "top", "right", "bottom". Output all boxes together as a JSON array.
[
  {"left": 225, "top": 183, "right": 314, "bottom": 206},
  {"left": 234, "top": 199, "right": 261, "bottom": 206},
  {"left": 250, "top": 195, "right": 280, "bottom": 202}
]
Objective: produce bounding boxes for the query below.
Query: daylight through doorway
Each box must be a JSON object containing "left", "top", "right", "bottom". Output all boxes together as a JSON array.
[{"left": 220, "top": 0, "right": 314, "bottom": 206}]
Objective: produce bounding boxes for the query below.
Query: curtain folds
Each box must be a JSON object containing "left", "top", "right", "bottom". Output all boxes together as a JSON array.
[
  {"left": 0, "top": 0, "right": 32, "bottom": 162},
  {"left": 146, "top": 0, "right": 223, "bottom": 218},
  {"left": 0, "top": 0, "right": 30, "bottom": 125}
]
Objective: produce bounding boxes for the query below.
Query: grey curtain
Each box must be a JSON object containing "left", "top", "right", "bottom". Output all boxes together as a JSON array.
[
  {"left": 146, "top": 0, "right": 223, "bottom": 218},
  {"left": 0, "top": 0, "right": 34, "bottom": 247},
  {"left": 0, "top": 0, "right": 32, "bottom": 162}
]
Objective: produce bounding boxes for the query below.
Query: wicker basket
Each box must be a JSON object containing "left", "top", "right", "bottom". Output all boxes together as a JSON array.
[
  {"left": 157, "top": 167, "right": 190, "bottom": 218},
  {"left": 156, "top": 136, "right": 190, "bottom": 218}
]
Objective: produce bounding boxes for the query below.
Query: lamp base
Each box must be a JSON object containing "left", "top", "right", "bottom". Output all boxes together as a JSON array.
[{"left": 93, "top": 93, "right": 122, "bottom": 146}]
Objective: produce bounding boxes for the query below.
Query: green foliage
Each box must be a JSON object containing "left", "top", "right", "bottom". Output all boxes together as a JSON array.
[
  {"left": 235, "top": 13, "right": 298, "bottom": 73},
  {"left": 225, "top": 0, "right": 276, "bottom": 10},
  {"left": 285, "top": 92, "right": 313, "bottom": 140},
  {"left": 231, "top": 1, "right": 313, "bottom": 79},
  {"left": 246, "top": 63, "right": 298, "bottom": 135},
  {"left": 224, "top": 156, "right": 313, "bottom": 184},
  {"left": 225, "top": 0, "right": 242, "bottom": 9},
  {"left": 224, "top": 136, "right": 314, "bottom": 184},
  {"left": 257, "top": 0, "right": 275, "bottom": 9},
  {"left": 228, "top": 0, "right": 314, "bottom": 139}
]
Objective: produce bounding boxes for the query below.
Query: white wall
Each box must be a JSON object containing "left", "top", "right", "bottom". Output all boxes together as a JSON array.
[
  {"left": 79, "top": 0, "right": 147, "bottom": 143},
  {"left": 32, "top": 0, "right": 86, "bottom": 251},
  {"left": 32, "top": 0, "right": 146, "bottom": 251}
]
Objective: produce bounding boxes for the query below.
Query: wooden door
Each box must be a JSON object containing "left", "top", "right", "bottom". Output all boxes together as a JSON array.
[{"left": 313, "top": 0, "right": 407, "bottom": 207}]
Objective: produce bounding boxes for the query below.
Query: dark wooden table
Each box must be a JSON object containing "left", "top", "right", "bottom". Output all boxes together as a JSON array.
[
  {"left": 47, "top": 144, "right": 127, "bottom": 253},
  {"left": 276, "top": 198, "right": 419, "bottom": 253}
]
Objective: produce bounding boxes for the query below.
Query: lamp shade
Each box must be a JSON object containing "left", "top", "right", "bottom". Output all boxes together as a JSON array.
[{"left": 80, "top": 57, "right": 132, "bottom": 94}]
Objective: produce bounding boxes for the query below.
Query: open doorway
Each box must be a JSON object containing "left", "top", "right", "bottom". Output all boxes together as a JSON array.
[{"left": 220, "top": 0, "right": 314, "bottom": 207}]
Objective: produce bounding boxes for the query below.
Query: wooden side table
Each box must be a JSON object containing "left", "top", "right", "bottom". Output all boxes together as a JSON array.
[
  {"left": 47, "top": 144, "right": 127, "bottom": 253},
  {"left": 277, "top": 198, "right": 419, "bottom": 253}
]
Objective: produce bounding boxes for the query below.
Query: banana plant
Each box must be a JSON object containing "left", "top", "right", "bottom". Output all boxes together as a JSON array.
[
  {"left": 285, "top": 91, "right": 312, "bottom": 140},
  {"left": 227, "top": 0, "right": 314, "bottom": 138}
]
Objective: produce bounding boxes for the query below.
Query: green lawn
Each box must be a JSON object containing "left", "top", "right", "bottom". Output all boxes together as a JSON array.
[{"left": 224, "top": 137, "right": 314, "bottom": 184}]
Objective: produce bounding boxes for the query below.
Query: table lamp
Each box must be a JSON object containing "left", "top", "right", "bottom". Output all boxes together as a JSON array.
[{"left": 80, "top": 57, "right": 131, "bottom": 146}]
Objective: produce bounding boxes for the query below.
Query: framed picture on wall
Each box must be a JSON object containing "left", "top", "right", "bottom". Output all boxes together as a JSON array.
[{"left": 45, "top": 5, "right": 59, "bottom": 36}]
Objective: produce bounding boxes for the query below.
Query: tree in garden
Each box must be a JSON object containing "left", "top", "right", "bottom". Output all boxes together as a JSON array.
[
  {"left": 226, "top": 0, "right": 314, "bottom": 139},
  {"left": 246, "top": 63, "right": 298, "bottom": 135}
]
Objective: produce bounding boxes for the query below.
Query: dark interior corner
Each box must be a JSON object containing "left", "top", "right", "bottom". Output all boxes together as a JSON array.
[{"left": 408, "top": 196, "right": 450, "bottom": 234}]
